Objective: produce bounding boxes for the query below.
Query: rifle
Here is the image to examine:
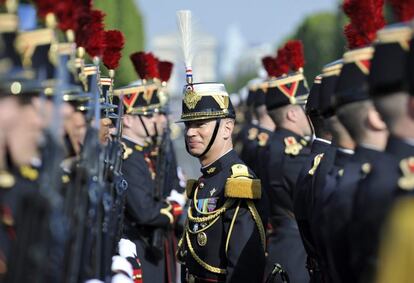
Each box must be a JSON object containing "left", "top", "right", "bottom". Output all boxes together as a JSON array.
[
  {"left": 100, "top": 89, "right": 128, "bottom": 281},
  {"left": 66, "top": 58, "right": 105, "bottom": 283},
  {"left": 150, "top": 116, "right": 172, "bottom": 259}
]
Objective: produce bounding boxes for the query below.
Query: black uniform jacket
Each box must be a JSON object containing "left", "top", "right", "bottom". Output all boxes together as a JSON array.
[{"left": 178, "top": 149, "right": 267, "bottom": 283}]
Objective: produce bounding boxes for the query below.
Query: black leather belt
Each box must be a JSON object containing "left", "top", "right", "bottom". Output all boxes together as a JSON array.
[{"left": 186, "top": 273, "right": 224, "bottom": 283}]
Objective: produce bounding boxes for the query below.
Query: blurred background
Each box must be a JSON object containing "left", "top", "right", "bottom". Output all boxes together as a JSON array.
[{"left": 91, "top": 0, "right": 395, "bottom": 178}]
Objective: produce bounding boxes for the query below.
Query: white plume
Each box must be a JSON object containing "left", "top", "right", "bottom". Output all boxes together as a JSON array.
[{"left": 176, "top": 10, "right": 193, "bottom": 81}]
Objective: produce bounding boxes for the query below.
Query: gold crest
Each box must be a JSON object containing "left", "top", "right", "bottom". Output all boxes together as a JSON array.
[
  {"left": 284, "top": 136, "right": 303, "bottom": 156},
  {"left": 248, "top": 128, "right": 259, "bottom": 140},
  {"left": 258, "top": 132, "right": 269, "bottom": 147},
  {"left": 183, "top": 88, "right": 201, "bottom": 110},
  {"left": 398, "top": 157, "right": 414, "bottom": 191},
  {"left": 197, "top": 232, "right": 208, "bottom": 246},
  {"left": 308, "top": 153, "right": 324, "bottom": 176}
]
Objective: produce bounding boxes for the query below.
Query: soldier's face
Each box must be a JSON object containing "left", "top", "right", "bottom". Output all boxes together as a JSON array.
[
  {"left": 65, "top": 111, "right": 87, "bottom": 154},
  {"left": 184, "top": 119, "right": 217, "bottom": 156},
  {"left": 7, "top": 98, "right": 45, "bottom": 166},
  {"left": 125, "top": 114, "right": 156, "bottom": 138},
  {"left": 0, "top": 97, "right": 20, "bottom": 134},
  {"left": 154, "top": 113, "right": 168, "bottom": 135},
  {"left": 297, "top": 105, "right": 312, "bottom": 137}
]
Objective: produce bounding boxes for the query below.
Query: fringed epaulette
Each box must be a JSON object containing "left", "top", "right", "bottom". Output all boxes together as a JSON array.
[
  {"left": 398, "top": 157, "right": 414, "bottom": 191},
  {"left": 284, "top": 136, "right": 306, "bottom": 156},
  {"left": 185, "top": 179, "right": 198, "bottom": 198},
  {"left": 225, "top": 164, "right": 261, "bottom": 199}
]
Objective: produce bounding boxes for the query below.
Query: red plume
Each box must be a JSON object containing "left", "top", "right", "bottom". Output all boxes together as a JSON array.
[
  {"left": 54, "top": 0, "right": 77, "bottom": 31},
  {"left": 145, "top": 52, "right": 159, "bottom": 79},
  {"left": 343, "top": 0, "right": 385, "bottom": 49},
  {"left": 262, "top": 56, "right": 278, "bottom": 77},
  {"left": 284, "top": 40, "right": 305, "bottom": 71},
  {"left": 32, "top": 0, "right": 56, "bottom": 19},
  {"left": 130, "top": 51, "right": 160, "bottom": 80},
  {"left": 85, "top": 10, "right": 106, "bottom": 57},
  {"left": 387, "top": 0, "right": 414, "bottom": 22},
  {"left": 103, "top": 30, "right": 125, "bottom": 70},
  {"left": 158, "top": 61, "right": 174, "bottom": 82},
  {"left": 130, "top": 51, "right": 148, "bottom": 79},
  {"left": 274, "top": 47, "right": 290, "bottom": 76}
]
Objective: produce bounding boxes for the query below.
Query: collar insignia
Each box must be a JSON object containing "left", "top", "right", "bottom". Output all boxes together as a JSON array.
[
  {"left": 0, "top": 171, "right": 15, "bottom": 188},
  {"left": 19, "top": 165, "right": 38, "bottom": 181},
  {"left": 258, "top": 132, "right": 269, "bottom": 146},
  {"left": 183, "top": 88, "right": 201, "bottom": 110},
  {"left": 209, "top": 188, "right": 216, "bottom": 196},
  {"left": 308, "top": 153, "right": 324, "bottom": 176},
  {"left": 135, "top": 144, "right": 144, "bottom": 152},
  {"left": 207, "top": 167, "right": 216, "bottom": 174},
  {"left": 398, "top": 157, "right": 414, "bottom": 191},
  {"left": 248, "top": 128, "right": 258, "bottom": 140},
  {"left": 284, "top": 136, "right": 303, "bottom": 156}
]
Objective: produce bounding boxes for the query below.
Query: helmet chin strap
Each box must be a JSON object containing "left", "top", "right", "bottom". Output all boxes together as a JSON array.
[
  {"left": 185, "top": 119, "right": 221, "bottom": 158},
  {"left": 138, "top": 115, "right": 150, "bottom": 138},
  {"left": 152, "top": 121, "right": 159, "bottom": 145}
]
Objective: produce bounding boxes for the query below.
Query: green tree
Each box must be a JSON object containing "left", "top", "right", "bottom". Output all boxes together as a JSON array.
[
  {"left": 290, "top": 10, "right": 347, "bottom": 82},
  {"left": 94, "top": 0, "right": 145, "bottom": 87}
]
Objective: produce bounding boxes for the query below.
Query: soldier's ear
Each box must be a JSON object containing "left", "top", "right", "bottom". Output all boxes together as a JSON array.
[
  {"left": 408, "top": 96, "right": 414, "bottom": 120},
  {"left": 367, "top": 107, "right": 387, "bottom": 131},
  {"left": 222, "top": 119, "right": 234, "bottom": 139},
  {"left": 286, "top": 106, "right": 298, "bottom": 123},
  {"left": 122, "top": 114, "right": 133, "bottom": 128}
]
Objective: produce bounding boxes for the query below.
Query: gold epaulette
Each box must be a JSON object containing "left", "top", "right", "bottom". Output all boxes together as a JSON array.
[
  {"left": 398, "top": 157, "right": 414, "bottom": 191},
  {"left": 284, "top": 136, "right": 304, "bottom": 156},
  {"left": 186, "top": 179, "right": 198, "bottom": 198},
  {"left": 121, "top": 142, "right": 133, "bottom": 160},
  {"left": 224, "top": 164, "right": 261, "bottom": 199}
]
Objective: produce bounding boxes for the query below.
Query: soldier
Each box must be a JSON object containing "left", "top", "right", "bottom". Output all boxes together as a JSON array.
[
  {"left": 348, "top": 20, "right": 414, "bottom": 283},
  {"left": 259, "top": 40, "right": 310, "bottom": 283},
  {"left": 176, "top": 10, "right": 267, "bottom": 283},
  {"left": 236, "top": 83, "right": 261, "bottom": 173},
  {"left": 322, "top": 38, "right": 388, "bottom": 283},
  {"left": 114, "top": 52, "right": 177, "bottom": 283}
]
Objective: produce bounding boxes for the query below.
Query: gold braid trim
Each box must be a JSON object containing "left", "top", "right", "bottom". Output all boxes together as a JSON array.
[
  {"left": 187, "top": 214, "right": 222, "bottom": 234},
  {"left": 185, "top": 231, "right": 227, "bottom": 274},
  {"left": 187, "top": 200, "right": 234, "bottom": 223},
  {"left": 225, "top": 200, "right": 241, "bottom": 256},
  {"left": 247, "top": 200, "right": 266, "bottom": 251}
]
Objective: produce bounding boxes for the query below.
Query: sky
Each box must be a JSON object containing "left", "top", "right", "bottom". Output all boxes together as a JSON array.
[{"left": 136, "top": 0, "right": 338, "bottom": 47}]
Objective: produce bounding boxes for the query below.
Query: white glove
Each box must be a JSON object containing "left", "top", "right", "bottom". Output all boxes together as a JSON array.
[
  {"left": 111, "top": 273, "right": 134, "bottom": 283},
  {"left": 177, "top": 166, "right": 187, "bottom": 188},
  {"left": 167, "top": 189, "right": 186, "bottom": 207},
  {"left": 111, "top": 255, "right": 133, "bottom": 279},
  {"left": 118, "top": 238, "right": 137, "bottom": 258}
]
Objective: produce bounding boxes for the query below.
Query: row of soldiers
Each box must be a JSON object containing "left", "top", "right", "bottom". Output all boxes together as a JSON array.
[
  {"left": 2, "top": 1, "right": 414, "bottom": 283},
  {"left": 235, "top": 0, "right": 414, "bottom": 282},
  {"left": 0, "top": 0, "right": 190, "bottom": 283}
]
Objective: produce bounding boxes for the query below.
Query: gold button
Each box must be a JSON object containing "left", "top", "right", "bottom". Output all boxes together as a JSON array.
[{"left": 197, "top": 232, "right": 208, "bottom": 246}]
